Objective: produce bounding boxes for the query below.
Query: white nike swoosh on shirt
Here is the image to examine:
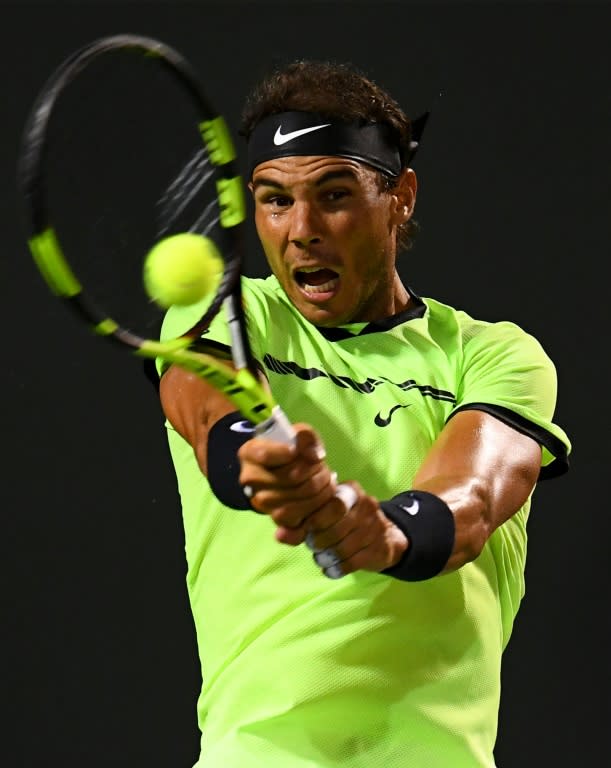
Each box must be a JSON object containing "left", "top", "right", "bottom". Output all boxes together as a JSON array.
[{"left": 273, "top": 123, "right": 331, "bottom": 146}]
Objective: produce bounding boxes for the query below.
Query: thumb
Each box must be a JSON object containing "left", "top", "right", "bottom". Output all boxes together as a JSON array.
[{"left": 294, "top": 425, "right": 327, "bottom": 463}]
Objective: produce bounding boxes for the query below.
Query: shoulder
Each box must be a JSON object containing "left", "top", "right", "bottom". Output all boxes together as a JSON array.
[
  {"left": 421, "top": 296, "right": 553, "bottom": 366},
  {"left": 420, "top": 297, "right": 570, "bottom": 471},
  {"left": 421, "top": 294, "right": 561, "bottom": 414}
]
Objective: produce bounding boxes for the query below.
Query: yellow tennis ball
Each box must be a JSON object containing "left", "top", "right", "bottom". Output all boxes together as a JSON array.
[{"left": 143, "top": 233, "right": 223, "bottom": 308}]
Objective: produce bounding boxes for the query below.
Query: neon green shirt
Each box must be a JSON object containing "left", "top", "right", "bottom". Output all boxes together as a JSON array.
[{"left": 160, "top": 276, "right": 571, "bottom": 768}]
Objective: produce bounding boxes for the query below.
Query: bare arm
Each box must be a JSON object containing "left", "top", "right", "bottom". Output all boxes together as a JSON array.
[
  {"left": 238, "top": 409, "right": 542, "bottom": 576},
  {"left": 158, "top": 363, "right": 334, "bottom": 503},
  {"left": 158, "top": 363, "right": 237, "bottom": 476},
  {"left": 160, "top": 363, "right": 541, "bottom": 578},
  {"left": 410, "top": 409, "right": 541, "bottom": 573}
]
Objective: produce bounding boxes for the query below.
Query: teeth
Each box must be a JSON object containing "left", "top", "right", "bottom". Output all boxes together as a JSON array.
[{"left": 302, "top": 279, "right": 337, "bottom": 294}]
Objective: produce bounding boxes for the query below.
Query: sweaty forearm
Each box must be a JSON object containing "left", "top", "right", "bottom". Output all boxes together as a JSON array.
[
  {"left": 159, "top": 363, "right": 237, "bottom": 475},
  {"left": 409, "top": 411, "right": 541, "bottom": 573}
]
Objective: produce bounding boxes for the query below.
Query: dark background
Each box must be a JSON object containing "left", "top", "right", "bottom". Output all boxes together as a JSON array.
[{"left": 3, "top": 2, "right": 609, "bottom": 766}]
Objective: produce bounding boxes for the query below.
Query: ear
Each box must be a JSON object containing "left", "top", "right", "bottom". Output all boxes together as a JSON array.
[{"left": 390, "top": 168, "right": 417, "bottom": 224}]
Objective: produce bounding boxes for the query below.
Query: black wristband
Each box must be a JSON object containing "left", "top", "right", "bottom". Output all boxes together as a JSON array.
[
  {"left": 380, "top": 490, "right": 455, "bottom": 582},
  {"left": 207, "top": 412, "right": 255, "bottom": 510}
]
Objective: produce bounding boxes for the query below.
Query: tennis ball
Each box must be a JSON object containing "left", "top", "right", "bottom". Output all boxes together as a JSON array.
[{"left": 143, "top": 233, "right": 223, "bottom": 308}]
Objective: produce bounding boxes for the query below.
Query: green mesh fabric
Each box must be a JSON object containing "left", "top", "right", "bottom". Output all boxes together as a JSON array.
[{"left": 160, "top": 276, "right": 570, "bottom": 767}]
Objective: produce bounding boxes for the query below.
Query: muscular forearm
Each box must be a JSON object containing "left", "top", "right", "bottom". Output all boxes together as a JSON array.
[
  {"left": 160, "top": 367, "right": 541, "bottom": 581},
  {"left": 410, "top": 410, "right": 541, "bottom": 572},
  {"left": 159, "top": 363, "right": 237, "bottom": 475},
  {"left": 241, "top": 410, "right": 541, "bottom": 581}
]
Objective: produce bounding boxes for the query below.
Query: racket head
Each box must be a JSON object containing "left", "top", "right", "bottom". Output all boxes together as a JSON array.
[{"left": 18, "top": 34, "right": 246, "bottom": 359}]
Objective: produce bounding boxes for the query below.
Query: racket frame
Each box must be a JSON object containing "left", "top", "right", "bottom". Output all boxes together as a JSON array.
[{"left": 19, "top": 33, "right": 281, "bottom": 429}]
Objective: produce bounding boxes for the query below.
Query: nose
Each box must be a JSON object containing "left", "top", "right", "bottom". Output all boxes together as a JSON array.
[{"left": 288, "top": 201, "right": 322, "bottom": 249}]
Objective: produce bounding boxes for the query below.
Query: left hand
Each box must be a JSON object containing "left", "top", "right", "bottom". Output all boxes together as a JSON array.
[
  {"left": 293, "top": 481, "right": 408, "bottom": 576},
  {"left": 238, "top": 424, "right": 407, "bottom": 575}
]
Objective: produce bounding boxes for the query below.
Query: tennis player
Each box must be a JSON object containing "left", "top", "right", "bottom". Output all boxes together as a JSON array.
[{"left": 158, "top": 60, "right": 571, "bottom": 768}]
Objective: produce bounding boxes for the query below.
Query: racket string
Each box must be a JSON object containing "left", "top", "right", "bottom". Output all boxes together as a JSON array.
[
  {"left": 156, "top": 148, "right": 220, "bottom": 238},
  {"left": 21, "top": 34, "right": 242, "bottom": 351}
]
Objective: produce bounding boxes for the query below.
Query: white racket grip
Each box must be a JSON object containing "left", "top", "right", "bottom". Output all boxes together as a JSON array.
[{"left": 254, "top": 405, "right": 297, "bottom": 446}]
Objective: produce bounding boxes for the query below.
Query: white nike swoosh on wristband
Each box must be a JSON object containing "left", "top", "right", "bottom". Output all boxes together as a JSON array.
[
  {"left": 273, "top": 123, "right": 331, "bottom": 146},
  {"left": 399, "top": 500, "right": 420, "bottom": 516},
  {"left": 229, "top": 420, "right": 256, "bottom": 434}
]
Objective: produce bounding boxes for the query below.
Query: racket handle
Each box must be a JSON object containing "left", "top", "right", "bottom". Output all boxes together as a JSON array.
[
  {"left": 254, "top": 405, "right": 297, "bottom": 446},
  {"left": 242, "top": 405, "right": 295, "bottom": 501},
  {"left": 305, "top": 482, "right": 358, "bottom": 581},
  {"left": 255, "top": 409, "right": 357, "bottom": 515},
  {"left": 254, "top": 407, "right": 356, "bottom": 581}
]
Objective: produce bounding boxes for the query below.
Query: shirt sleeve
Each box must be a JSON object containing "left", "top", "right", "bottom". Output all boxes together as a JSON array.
[
  {"left": 155, "top": 277, "right": 269, "bottom": 377},
  {"left": 454, "top": 320, "right": 571, "bottom": 477}
]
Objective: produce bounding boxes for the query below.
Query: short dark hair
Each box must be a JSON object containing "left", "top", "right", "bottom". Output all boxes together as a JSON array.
[{"left": 240, "top": 59, "right": 419, "bottom": 251}]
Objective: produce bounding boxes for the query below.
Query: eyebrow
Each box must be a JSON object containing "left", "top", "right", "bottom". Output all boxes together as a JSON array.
[{"left": 251, "top": 168, "right": 359, "bottom": 191}]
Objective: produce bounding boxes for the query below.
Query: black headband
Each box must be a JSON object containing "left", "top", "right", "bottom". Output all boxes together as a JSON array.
[{"left": 246, "top": 111, "right": 427, "bottom": 178}]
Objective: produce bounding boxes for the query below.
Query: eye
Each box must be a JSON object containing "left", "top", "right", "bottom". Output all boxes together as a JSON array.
[
  {"left": 261, "top": 193, "right": 292, "bottom": 209},
  {"left": 323, "top": 188, "right": 351, "bottom": 204}
]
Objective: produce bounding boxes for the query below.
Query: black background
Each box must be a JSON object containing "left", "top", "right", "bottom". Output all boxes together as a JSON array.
[{"left": 4, "top": 2, "right": 609, "bottom": 766}]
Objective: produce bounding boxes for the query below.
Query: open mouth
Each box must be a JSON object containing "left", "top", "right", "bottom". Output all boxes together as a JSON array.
[{"left": 294, "top": 267, "right": 340, "bottom": 295}]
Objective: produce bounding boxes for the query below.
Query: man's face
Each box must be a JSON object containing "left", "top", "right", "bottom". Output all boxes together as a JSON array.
[{"left": 249, "top": 156, "right": 415, "bottom": 327}]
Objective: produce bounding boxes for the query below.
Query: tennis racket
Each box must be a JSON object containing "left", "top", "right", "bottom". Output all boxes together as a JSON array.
[
  {"left": 18, "top": 33, "right": 354, "bottom": 575},
  {"left": 18, "top": 33, "right": 296, "bottom": 443}
]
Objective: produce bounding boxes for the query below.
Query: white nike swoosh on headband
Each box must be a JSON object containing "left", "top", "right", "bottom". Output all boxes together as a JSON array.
[{"left": 273, "top": 123, "right": 331, "bottom": 146}]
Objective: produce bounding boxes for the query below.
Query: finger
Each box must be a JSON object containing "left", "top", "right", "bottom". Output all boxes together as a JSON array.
[
  {"left": 293, "top": 425, "right": 327, "bottom": 463},
  {"left": 305, "top": 483, "right": 373, "bottom": 552},
  {"left": 238, "top": 426, "right": 327, "bottom": 499},
  {"left": 306, "top": 494, "right": 394, "bottom": 576},
  {"left": 272, "top": 476, "right": 341, "bottom": 544},
  {"left": 321, "top": 517, "right": 409, "bottom": 577},
  {"left": 304, "top": 483, "right": 357, "bottom": 552},
  {"left": 302, "top": 483, "right": 361, "bottom": 575},
  {"left": 239, "top": 423, "right": 324, "bottom": 466},
  {"left": 263, "top": 466, "right": 336, "bottom": 525},
  {"left": 238, "top": 436, "right": 297, "bottom": 469},
  {"left": 240, "top": 456, "right": 324, "bottom": 497}
]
